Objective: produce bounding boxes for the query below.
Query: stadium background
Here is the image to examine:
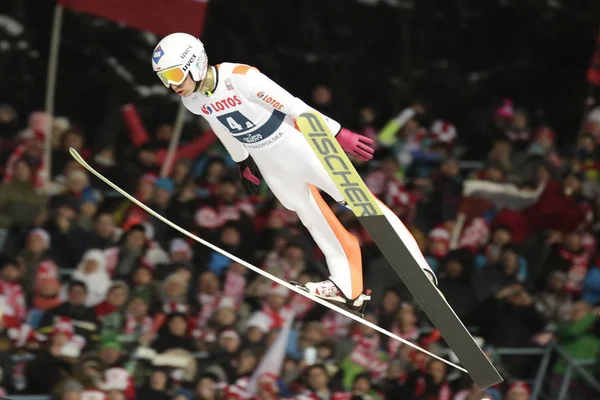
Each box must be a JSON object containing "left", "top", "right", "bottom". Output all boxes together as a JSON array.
[{"left": 0, "top": 0, "right": 600, "bottom": 399}]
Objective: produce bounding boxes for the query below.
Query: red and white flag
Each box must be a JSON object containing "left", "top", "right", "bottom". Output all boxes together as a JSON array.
[{"left": 59, "top": 0, "right": 209, "bottom": 38}]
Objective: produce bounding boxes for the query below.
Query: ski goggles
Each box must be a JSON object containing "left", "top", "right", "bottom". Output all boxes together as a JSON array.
[{"left": 156, "top": 66, "right": 187, "bottom": 87}]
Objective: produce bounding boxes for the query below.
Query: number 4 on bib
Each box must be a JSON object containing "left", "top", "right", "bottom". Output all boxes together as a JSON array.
[{"left": 217, "top": 111, "right": 255, "bottom": 133}]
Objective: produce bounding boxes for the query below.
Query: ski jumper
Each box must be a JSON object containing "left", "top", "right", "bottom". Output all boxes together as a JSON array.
[{"left": 182, "top": 63, "right": 434, "bottom": 300}]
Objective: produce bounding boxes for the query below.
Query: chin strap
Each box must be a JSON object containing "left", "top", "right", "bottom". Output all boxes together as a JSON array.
[{"left": 197, "top": 66, "right": 216, "bottom": 96}]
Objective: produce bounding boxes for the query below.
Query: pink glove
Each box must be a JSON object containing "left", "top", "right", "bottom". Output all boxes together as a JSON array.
[{"left": 336, "top": 128, "right": 375, "bottom": 161}]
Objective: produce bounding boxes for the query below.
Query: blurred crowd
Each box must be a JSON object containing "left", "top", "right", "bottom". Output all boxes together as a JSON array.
[{"left": 0, "top": 88, "right": 599, "bottom": 400}]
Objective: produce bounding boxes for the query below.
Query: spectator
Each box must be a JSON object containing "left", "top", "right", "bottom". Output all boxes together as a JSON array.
[
  {"left": 402, "top": 358, "right": 452, "bottom": 400},
  {"left": 533, "top": 271, "right": 573, "bottom": 325},
  {"left": 135, "top": 368, "right": 171, "bottom": 400},
  {"left": 0, "top": 158, "right": 46, "bottom": 229},
  {"left": 88, "top": 213, "right": 122, "bottom": 250},
  {"left": 24, "top": 321, "right": 77, "bottom": 394},
  {"left": 39, "top": 280, "right": 99, "bottom": 344},
  {"left": 437, "top": 249, "right": 480, "bottom": 320},
  {"left": 551, "top": 301, "right": 600, "bottom": 397},
  {"left": 97, "top": 281, "right": 130, "bottom": 337},
  {"left": 71, "top": 249, "right": 111, "bottom": 307},
  {"left": 30, "top": 260, "right": 62, "bottom": 323},
  {"left": 20, "top": 228, "right": 53, "bottom": 297},
  {"left": 151, "top": 311, "right": 196, "bottom": 353},
  {"left": 473, "top": 283, "right": 546, "bottom": 374},
  {"left": 44, "top": 203, "right": 90, "bottom": 268}
]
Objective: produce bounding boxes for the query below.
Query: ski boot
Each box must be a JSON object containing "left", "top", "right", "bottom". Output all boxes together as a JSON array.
[{"left": 292, "top": 279, "right": 371, "bottom": 318}]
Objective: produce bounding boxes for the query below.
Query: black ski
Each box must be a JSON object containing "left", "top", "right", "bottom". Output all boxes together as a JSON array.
[{"left": 297, "top": 111, "right": 503, "bottom": 389}]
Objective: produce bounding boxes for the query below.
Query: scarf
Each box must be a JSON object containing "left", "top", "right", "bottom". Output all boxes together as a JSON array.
[
  {"left": 559, "top": 248, "right": 590, "bottom": 294},
  {"left": 196, "top": 292, "right": 222, "bottom": 328},
  {"left": 388, "top": 323, "right": 419, "bottom": 357}
]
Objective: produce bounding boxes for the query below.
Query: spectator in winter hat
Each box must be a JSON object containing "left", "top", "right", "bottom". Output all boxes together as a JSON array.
[
  {"left": 249, "top": 284, "right": 293, "bottom": 331},
  {"left": 505, "top": 381, "right": 530, "bottom": 400},
  {"left": 242, "top": 312, "right": 270, "bottom": 351},
  {"left": 213, "top": 329, "right": 242, "bottom": 378},
  {"left": 154, "top": 238, "right": 194, "bottom": 280},
  {"left": 39, "top": 280, "right": 99, "bottom": 343},
  {"left": 99, "top": 335, "right": 123, "bottom": 367},
  {"left": 170, "top": 238, "right": 193, "bottom": 263},
  {"left": 21, "top": 239, "right": 54, "bottom": 299},
  {"left": 147, "top": 177, "right": 176, "bottom": 244},
  {"left": 71, "top": 249, "right": 111, "bottom": 307},
  {"left": 32, "top": 260, "right": 62, "bottom": 314},
  {"left": 4, "top": 127, "right": 46, "bottom": 190},
  {"left": 77, "top": 188, "right": 102, "bottom": 231},
  {"left": 211, "top": 297, "right": 238, "bottom": 331},
  {"left": 97, "top": 281, "right": 130, "bottom": 338},
  {"left": 425, "top": 226, "right": 451, "bottom": 272},
  {"left": 24, "top": 317, "right": 77, "bottom": 395},
  {"left": 0, "top": 158, "right": 47, "bottom": 229}
]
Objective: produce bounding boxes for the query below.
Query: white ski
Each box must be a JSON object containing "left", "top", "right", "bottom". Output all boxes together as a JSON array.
[{"left": 69, "top": 147, "right": 466, "bottom": 373}]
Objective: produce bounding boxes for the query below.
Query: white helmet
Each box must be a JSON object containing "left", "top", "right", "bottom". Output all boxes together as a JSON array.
[{"left": 151, "top": 32, "right": 208, "bottom": 88}]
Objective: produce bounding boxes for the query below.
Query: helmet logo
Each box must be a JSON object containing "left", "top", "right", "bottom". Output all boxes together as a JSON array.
[
  {"left": 153, "top": 46, "right": 165, "bottom": 64},
  {"left": 182, "top": 54, "right": 197, "bottom": 72},
  {"left": 180, "top": 45, "right": 193, "bottom": 59}
]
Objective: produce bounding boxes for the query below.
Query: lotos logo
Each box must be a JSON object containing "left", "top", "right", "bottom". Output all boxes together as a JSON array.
[
  {"left": 256, "top": 92, "right": 284, "bottom": 110},
  {"left": 201, "top": 95, "right": 242, "bottom": 115},
  {"left": 182, "top": 54, "right": 197, "bottom": 72}
]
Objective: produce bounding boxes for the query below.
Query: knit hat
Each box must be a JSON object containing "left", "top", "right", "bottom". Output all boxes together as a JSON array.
[
  {"left": 80, "top": 188, "right": 102, "bottom": 205},
  {"left": 219, "top": 329, "right": 240, "bottom": 343},
  {"left": 245, "top": 313, "right": 270, "bottom": 333},
  {"left": 266, "top": 283, "right": 289, "bottom": 298},
  {"left": 496, "top": 99, "right": 514, "bottom": 118},
  {"left": 155, "top": 177, "right": 175, "bottom": 194},
  {"left": 508, "top": 381, "right": 530, "bottom": 395},
  {"left": 102, "top": 335, "right": 122, "bottom": 351},
  {"left": 29, "top": 228, "right": 51, "bottom": 248},
  {"left": 170, "top": 238, "right": 192, "bottom": 255}
]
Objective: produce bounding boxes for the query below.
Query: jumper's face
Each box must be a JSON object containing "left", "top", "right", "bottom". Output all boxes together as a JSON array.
[{"left": 172, "top": 74, "right": 196, "bottom": 97}]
